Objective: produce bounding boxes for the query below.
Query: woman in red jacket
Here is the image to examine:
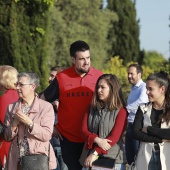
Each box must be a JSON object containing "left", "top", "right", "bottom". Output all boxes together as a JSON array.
[{"left": 0, "top": 65, "right": 18, "bottom": 169}]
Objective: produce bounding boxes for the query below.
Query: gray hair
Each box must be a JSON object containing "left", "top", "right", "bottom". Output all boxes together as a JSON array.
[{"left": 18, "top": 72, "right": 39, "bottom": 89}]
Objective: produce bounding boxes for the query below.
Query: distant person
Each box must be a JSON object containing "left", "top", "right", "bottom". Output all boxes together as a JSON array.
[
  {"left": 80, "top": 74, "right": 127, "bottom": 170},
  {"left": 48, "top": 66, "right": 65, "bottom": 112},
  {"left": 133, "top": 71, "right": 170, "bottom": 170},
  {"left": 40, "top": 40, "right": 103, "bottom": 170},
  {"left": 4, "top": 72, "right": 56, "bottom": 170},
  {"left": 48, "top": 66, "right": 68, "bottom": 170},
  {"left": 125, "top": 64, "right": 148, "bottom": 165},
  {"left": 48, "top": 66, "right": 65, "bottom": 84},
  {"left": 0, "top": 65, "right": 19, "bottom": 170}
]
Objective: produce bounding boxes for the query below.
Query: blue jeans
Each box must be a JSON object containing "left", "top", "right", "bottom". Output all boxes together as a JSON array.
[
  {"left": 54, "top": 147, "right": 68, "bottom": 170},
  {"left": 50, "top": 136, "right": 68, "bottom": 170},
  {"left": 114, "top": 163, "right": 126, "bottom": 170},
  {"left": 148, "top": 150, "right": 161, "bottom": 170},
  {"left": 125, "top": 123, "right": 139, "bottom": 164}
]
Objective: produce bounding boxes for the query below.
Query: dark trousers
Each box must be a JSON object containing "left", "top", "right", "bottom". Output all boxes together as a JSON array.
[
  {"left": 0, "top": 163, "right": 2, "bottom": 170},
  {"left": 60, "top": 136, "right": 84, "bottom": 170},
  {"left": 125, "top": 123, "right": 139, "bottom": 164}
]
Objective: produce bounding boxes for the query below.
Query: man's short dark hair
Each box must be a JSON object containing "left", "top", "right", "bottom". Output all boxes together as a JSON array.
[
  {"left": 50, "top": 66, "right": 65, "bottom": 72},
  {"left": 128, "top": 64, "right": 143, "bottom": 75},
  {"left": 70, "top": 40, "right": 90, "bottom": 58}
]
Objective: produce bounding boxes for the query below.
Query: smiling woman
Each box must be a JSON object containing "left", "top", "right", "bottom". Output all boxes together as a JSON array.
[{"left": 133, "top": 71, "right": 170, "bottom": 170}]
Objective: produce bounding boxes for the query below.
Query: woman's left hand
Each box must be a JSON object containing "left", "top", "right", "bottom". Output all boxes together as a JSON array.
[
  {"left": 142, "top": 127, "right": 148, "bottom": 133},
  {"left": 84, "top": 153, "right": 98, "bottom": 168},
  {"left": 14, "top": 107, "right": 32, "bottom": 126}
]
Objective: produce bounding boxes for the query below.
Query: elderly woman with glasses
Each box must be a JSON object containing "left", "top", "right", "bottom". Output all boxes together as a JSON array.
[{"left": 4, "top": 72, "right": 57, "bottom": 170}]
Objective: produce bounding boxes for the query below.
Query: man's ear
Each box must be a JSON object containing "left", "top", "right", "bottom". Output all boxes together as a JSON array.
[
  {"left": 71, "top": 57, "right": 75, "bottom": 65},
  {"left": 138, "top": 72, "right": 142, "bottom": 78}
]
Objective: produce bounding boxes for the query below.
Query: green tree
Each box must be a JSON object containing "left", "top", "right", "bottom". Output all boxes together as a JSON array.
[
  {"left": 48, "top": 0, "right": 118, "bottom": 69},
  {"left": 0, "top": 0, "right": 55, "bottom": 91},
  {"left": 103, "top": 56, "right": 130, "bottom": 99},
  {"left": 142, "top": 51, "right": 169, "bottom": 73},
  {"left": 107, "top": 0, "right": 140, "bottom": 64}
]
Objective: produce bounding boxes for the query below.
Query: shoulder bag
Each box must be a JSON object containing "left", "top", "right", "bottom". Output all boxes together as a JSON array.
[
  {"left": 17, "top": 127, "right": 50, "bottom": 170},
  {"left": 21, "top": 152, "right": 49, "bottom": 170},
  {"left": 92, "top": 157, "right": 116, "bottom": 170},
  {"left": 91, "top": 142, "right": 122, "bottom": 170}
]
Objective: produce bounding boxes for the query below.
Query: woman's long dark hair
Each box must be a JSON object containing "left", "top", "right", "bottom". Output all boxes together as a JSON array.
[
  {"left": 91, "top": 74, "right": 126, "bottom": 111},
  {"left": 163, "top": 73, "right": 170, "bottom": 124},
  {"left": 147, "top": 71, "right": 170, "bottom": 124}
]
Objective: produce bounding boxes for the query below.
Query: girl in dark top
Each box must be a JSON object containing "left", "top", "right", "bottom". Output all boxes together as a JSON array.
[{"left": 133, "top": 71, "right": 170, "bottom": 170}]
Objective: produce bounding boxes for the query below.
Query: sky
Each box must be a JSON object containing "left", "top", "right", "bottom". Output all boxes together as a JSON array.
[{"left": 136, "top": 0, "right": 170, "bottom": 60}]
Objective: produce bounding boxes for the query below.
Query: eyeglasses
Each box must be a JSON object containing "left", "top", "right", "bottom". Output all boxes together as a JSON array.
[{"left": 14, "top": 82, "right": 32, "bottom": 87}]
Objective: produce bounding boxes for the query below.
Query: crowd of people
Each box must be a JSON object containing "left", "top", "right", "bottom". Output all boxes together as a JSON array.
[{"left": 0, "top": 40, "right": 169, "bottom": 170}]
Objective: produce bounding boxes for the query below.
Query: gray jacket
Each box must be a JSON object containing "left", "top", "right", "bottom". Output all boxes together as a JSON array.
[{"left": 80, "top": 106, "right": 126, "bottom": 165}]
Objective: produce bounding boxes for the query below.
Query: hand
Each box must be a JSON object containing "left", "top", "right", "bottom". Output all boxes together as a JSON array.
[
  {"left": 84, "top": 153, "right": 98, "bottom": 168},
  {"left": 94, "top": 137, "right": 112, "bottom": 151},
  {"left": 52, "top": 101, "right": 59, "bottom": 111},
  {"left": 142, "top": 127, "right": 148, "bottom": 133},
  {"left": 53, "top": 126, "right": 63, "bottom": 140},
  {"left": 14, "top": 106, "right": 32, "bottom": 126},
  {"left": 162, "top": 139, "right": 170, "bottom": 142}
]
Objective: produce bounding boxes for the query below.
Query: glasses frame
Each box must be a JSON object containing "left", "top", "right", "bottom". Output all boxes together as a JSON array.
[{"left": 14, "top": 82, "right": 32, "bottom": 88}]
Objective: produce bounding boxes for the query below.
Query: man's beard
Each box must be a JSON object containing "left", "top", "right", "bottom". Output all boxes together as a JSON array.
[{"left": 77, "top": 67, "right": 90, "bottom": 74}]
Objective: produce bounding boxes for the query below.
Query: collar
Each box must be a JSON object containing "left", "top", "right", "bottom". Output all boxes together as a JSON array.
[
  {"left": 16, "top": 94, "right": 39, "bottom": 114},
  {"left": 133, "top": 79, "right": 143, "bottom": 88}
]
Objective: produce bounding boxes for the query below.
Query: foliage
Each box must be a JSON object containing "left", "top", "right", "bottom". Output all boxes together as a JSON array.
[
  {"left": 47, "top": 0, "right": 118, "bottom": 69},
  {"left": 14, "top": 0, "right": 57, "bottom": 6},
  {"left": 107, "top": 0, "right": 140, "bottom": 64},
  {"left": 102, "top": 56, "right": 130, "bottom": 99},
  {"left": 142, "top": 50, "right": 169, "bottom": 73},
  {"left": 0, "top": 1, "right": 52, "bottom": 92},
  {"left": 102, "top": 55, "right": 169, "bottom": 101}
]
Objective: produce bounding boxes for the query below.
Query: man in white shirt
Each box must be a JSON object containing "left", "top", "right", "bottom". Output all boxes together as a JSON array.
[{"left": 125, "top": 64, "right": 148, "bottom": 165}]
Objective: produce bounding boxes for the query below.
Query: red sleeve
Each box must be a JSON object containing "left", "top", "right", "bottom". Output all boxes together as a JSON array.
[
  {"left": 0, "top": 90, "right": 18, "bottom": 123},
  {"left": 81, "top": 107, "right": 98, "bottom": 149},
  {"left": 94, "top": 107, "right": 127, "bottom": 154},
  {"left": 0, "top": 96, "right": 8, "bottom": 123}
]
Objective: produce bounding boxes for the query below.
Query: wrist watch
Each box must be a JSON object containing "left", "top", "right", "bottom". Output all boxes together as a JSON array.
[{"left": 92, "top": 150, "right": 98, "bottom": 156}]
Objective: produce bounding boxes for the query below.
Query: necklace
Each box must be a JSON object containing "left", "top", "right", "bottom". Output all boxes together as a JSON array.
[{"left": 21, "top": 104, "right": 31, "bottom": 114}]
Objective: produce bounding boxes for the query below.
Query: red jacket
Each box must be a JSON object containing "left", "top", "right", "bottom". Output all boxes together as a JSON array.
[{"left": 0, "top": 90, "right": 18, "bottom": 167}]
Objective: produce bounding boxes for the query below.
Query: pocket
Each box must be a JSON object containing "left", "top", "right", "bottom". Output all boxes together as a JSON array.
[{"left": 31, "top": 140, "right": 48, "bottom": 155}]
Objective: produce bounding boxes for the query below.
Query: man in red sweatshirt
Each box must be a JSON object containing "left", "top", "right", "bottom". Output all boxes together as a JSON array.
[{"left": 41, "top": 40, "right": 103, "bottom": 170}]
